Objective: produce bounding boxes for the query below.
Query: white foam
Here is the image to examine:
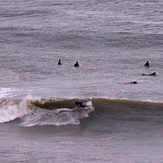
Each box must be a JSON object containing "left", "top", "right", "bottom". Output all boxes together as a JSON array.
[
  {"left": 21, "top": 101, "right": 94, "bottom": 127},
  {"left": 0, "top": 87, "right": 19, "bottom": 98},
  {"left": 0, "top": 95, "right": 40, "bottom": 123}
]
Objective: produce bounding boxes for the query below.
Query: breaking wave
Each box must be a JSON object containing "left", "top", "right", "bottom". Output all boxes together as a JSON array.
[{"left": 0, "top": 95, "right": 163, "bottom": 127}]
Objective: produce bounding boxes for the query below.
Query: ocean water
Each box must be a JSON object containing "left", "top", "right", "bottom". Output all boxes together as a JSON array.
[{"left": 0, "top": 0, "right": 163, "bottom": 162}]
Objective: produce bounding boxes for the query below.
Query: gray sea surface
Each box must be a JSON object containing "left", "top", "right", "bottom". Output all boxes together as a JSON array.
[{"left": 0, "top": 0, "right": 163, "bottom": 162}]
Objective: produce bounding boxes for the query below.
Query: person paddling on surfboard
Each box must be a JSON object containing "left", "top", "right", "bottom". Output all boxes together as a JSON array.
[
  {"left": 74, "top": 61, "right": 79, "bottom": 67},
  {"left": 142, "top": 72, "right": 156, "bottom": 76},
  {"left": 73, "top": 101, "right": 86, "bottom": 108},
  {"left": 127, "top": 81, "right": 138, "bottom": 84}
]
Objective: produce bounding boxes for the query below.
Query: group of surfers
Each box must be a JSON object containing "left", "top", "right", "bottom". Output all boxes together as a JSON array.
[
  {"left": 127, "top": 60, "right": 156, "bottom": 84},
  {"left": 58, "top": 59, "right": 79, "bottom": 67},
  {"left": 142, "top": 61, "right": 156, "bottom": 76},
  {"left": 58, "top": 59, "right": 157, "bottom": 107},
  {"left": 58, "top": 59, "right": 85, "bottom": 108},
  {"left": 58, "top": 59, "right": 156, "bottom": 84}
]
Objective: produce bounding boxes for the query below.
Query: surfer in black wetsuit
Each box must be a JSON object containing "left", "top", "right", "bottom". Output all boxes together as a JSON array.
[
  {"left": 150, "top": 72, "right": 156, "bottom": 76},
  {"left": 144, "top": 61, "right": 149, "bottom": 67},
  {"left": 73, "top": 101, "right": 86, "bottom": 108},
  {"left": 129, "top": 81, "right": 138, "bottom": 84},
  {"left": 58, "top": 59, "right": 62, "bottom": 65},
  {"left": 125, "top": 81, "right": 138, "bottom": 84},
  {"left": 142, "top": 72, "right": 156, "bottom": 76},
  {"left": 74, "top": 62, "right": 79, "bottom": 67}
]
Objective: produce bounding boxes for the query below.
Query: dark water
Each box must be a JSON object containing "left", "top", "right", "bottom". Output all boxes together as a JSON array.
[{"left": 0, "top": 0, "right": 163, "bottom": 162}]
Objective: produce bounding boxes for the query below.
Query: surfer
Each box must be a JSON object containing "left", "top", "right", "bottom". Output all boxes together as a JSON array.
[
  {"left": 125, "top": 81, "right": 138, "bottom": 84},
  {"left": 58, "top": 59, "right": 62, "bottom": 65},
  {"left": 144, "top": 61, "right": 149, "bottom": 67},
  {"left": 74, "top": 62, "right": 79, "bottom": 67},
  {"left": 142, "top": 72, "right": 156, "bottom": 76},
  {"left": 129, "top": 81, "right": 138, "bottom": 84},
  {"left": 73, "top": 101, "right": 86, "bottom": 108},
  {"left": 151, "top": 72, "right": 156, "bottom": 75}
]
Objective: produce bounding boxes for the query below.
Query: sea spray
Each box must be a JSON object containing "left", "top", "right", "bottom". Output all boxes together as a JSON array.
[
  {"left": 20, "top": 101, "right": 94, "bottom": 127},
  {"left": 0, "top": 95, "right": 41, "bottom": 123}
]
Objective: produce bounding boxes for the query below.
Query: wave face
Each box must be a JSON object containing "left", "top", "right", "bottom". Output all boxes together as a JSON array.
[
  {"left": 21, "top": 100, "right": 94, "bottom": 127},
  {"left": 0, "top": 97, "right": 94, "bottom": 126},
  {"left": 1, "top": 96, "right": 163, "bottom": 127}
]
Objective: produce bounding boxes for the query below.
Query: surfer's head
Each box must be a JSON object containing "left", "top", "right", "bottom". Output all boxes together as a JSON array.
[{"left": 73, "top": 101, "right": 78, "bottom": 104}]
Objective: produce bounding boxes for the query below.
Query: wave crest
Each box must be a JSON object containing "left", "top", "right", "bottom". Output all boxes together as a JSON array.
[
  {"left": 0, "top": 95, "right": 40, "bottom": 123},
  {"left": 1, "top": 96, "right": 162, "bottom": 126}
]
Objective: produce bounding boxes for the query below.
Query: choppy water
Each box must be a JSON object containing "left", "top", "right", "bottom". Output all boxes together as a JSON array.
[{"left": 0, "top": 0, "right": 163, "bottom": 162}]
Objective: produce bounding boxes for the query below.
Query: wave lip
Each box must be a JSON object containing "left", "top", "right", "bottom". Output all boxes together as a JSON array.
[
  {"left": 0, "top": 96, "right": 39, "bottom": 123},
  {"left": 1, "top": 96, "right": 163, "bottom": 126}
]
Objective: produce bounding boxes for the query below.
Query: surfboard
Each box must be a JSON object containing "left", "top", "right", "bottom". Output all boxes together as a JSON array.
[{"left": 79, "top": 64, "right": 83, "bottom": 67}]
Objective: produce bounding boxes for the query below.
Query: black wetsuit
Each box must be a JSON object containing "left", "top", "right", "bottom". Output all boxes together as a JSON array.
[
  {"left": 142, "top": 72, "right": 156, "bottom": 76},
  {"left": 74, "top": 62, "right": 79, "bottom": 67},
  {"left": 58, "top": 59, "right": 62, "bottom": 65},
  {"left": 75, "top": 101, "right": 85, "bottom": 108},
  {"left": 144, "top": 61, "right": 149, "bottom": 67}
]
